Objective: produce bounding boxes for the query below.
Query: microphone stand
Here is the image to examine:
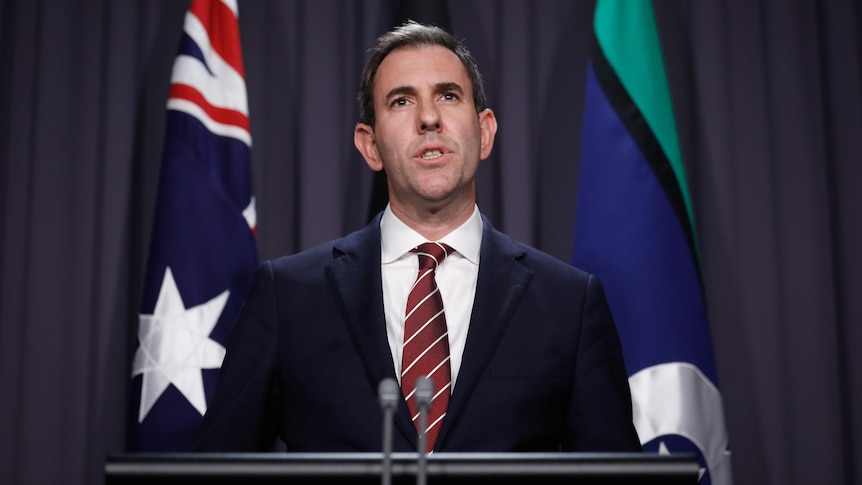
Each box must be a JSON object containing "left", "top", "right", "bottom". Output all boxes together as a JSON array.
[
  {"left": 378, "top": 378, "right": 400, "bottom": 485},
  {"left": 414, "top": 377, "right": 434, "bottom": 485}
]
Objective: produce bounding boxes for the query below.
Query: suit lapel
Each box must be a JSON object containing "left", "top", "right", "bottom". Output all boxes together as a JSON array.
[
  {"left": 324, "top": 216, "right": 418, "bottom": 448},
  {"left": 436, "top": 218, "right": 533, "bottom": 448}
]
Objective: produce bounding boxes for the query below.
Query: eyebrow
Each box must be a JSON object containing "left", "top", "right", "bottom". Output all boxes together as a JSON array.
[
  {"left": 435, "top": 82, "right": 464, "bottom": 97},
  {"left": 384, "top": 85, "right": 416, "bottom": 103},
  {"left": 383, "top": 82, "right": 465, "bottom": 103}
]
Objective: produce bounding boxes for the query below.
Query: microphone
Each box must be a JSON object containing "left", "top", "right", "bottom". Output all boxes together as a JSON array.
[
  {"left": 378, "top": 378, "right": 400, "bottom": 485},
  {"left": 414, "top": 377, "right": 434, "bottom": 485}
]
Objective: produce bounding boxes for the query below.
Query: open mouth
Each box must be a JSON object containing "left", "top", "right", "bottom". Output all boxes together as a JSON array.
[{"left": 420, "top": 149, "right": 444, "bottom": 160}]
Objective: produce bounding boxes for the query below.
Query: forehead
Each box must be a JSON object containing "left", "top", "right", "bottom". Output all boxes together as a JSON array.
[{"left": 374, "top": 45, "right": 471, "bottom": 97}]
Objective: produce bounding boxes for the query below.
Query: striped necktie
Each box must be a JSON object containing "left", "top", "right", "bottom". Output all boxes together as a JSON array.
[{"left": 401, "top": 242, "right": 452, "bottom": 452}]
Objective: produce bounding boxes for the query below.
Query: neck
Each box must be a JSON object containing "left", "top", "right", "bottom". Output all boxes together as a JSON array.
[{"left": 389, "top": 201, "right": 474, "bottom": 241}]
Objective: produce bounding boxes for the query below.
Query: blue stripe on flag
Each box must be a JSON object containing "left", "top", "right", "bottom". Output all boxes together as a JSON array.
[{"left": 573, "top": 64, "right": 718, "bottom": 383}]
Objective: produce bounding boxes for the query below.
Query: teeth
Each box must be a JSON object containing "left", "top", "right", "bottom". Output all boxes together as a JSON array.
[{"left": 421, "top": 149, "right": 443, "bottom": 159}]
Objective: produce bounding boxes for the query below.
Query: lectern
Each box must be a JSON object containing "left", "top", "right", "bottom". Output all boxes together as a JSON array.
[{"left": 105, "top": 452, "right": 699, "bottom": 484}]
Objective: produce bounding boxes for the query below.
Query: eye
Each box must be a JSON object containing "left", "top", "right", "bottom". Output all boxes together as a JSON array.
[
  {"left": 441, "top": 92, "right": 459, "bottom": 102},
  {"left": 390, "top": 97, "right": 410, "bottom": 108}
]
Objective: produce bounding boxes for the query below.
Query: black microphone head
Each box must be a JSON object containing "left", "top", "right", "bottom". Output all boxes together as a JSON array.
[
  {"left": 378, "top": 377, "right": 400, "bottom": 410},
  {"left": 415, "top": 376, "right": 434, "bottom": 410}
]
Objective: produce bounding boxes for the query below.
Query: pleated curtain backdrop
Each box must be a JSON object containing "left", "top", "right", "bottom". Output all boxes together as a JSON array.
[{"left": 0, "top": 1, "right": 860, "bottom": 484}]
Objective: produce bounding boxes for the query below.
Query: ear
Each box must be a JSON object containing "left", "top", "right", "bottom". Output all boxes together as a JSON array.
[
  {"left": 354, "top": 123, "right": 383, "bottom": 172},
  {"left": 478, "top": 108, "right": 498, "bottom": 160}
]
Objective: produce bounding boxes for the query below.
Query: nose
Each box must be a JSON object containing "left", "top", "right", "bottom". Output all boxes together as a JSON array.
[{"left": 417, "top": 100, "right": 442, "bottom": 133}]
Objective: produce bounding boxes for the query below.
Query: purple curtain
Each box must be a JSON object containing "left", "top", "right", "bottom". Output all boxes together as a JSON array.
[{"left": 1, "top": 1, "right": 860, "bottom": 484}]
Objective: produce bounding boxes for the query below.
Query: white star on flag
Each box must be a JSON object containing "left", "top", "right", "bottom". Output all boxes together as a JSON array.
[{"left": 132, "top": 266, "right": 229, "bottom": 422}]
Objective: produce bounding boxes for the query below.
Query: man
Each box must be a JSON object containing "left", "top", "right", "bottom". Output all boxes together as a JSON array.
[{"left": 194, "top": 21, "right": 640, "bottom": 453}]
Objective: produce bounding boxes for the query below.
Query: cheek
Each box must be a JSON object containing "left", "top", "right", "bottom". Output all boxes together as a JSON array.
[
  {"left": 373, "top": 127, "right": 402, "bottom": 158},
  {"left": 464, "top": 133, "right": 484, "bottom": 166},
  {"left": 376, "top": 145, "right": 398, "bottom": 172}
]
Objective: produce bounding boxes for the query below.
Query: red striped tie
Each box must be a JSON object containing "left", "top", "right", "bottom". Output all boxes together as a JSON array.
[{"left": 402, "top": 242, "right": 452, "bottom": 452}]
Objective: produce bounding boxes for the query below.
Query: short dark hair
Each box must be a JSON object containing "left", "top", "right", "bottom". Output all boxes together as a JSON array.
[{"left": 357, "top": 21, "right": 487, "bottom": 127}]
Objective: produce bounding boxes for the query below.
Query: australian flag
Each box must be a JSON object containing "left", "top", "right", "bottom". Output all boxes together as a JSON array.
[
  {"left": 572, "top": 0, "right": 732, "bottom": 483},
  {"left": 129, "top": 0, "right": 257, "bottom": 451}
]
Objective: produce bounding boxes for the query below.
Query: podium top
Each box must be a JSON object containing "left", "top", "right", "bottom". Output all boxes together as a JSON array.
[{"left": 105, "top": 452, "right": 699, "bottom": 484}]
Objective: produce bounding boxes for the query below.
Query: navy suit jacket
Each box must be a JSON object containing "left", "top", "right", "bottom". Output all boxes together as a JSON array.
[{"left": 194, "top": 214, "right": 640, "bottom": 452}]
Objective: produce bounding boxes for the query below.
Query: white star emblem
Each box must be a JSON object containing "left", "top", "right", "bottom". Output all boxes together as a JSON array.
[{"left": 132, "top": 266, "right": 229, "bottom": 422}]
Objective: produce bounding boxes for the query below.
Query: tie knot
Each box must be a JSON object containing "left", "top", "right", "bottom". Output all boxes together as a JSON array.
[{"left": 412, "top": 242, "right": 452, "bottom": 271}]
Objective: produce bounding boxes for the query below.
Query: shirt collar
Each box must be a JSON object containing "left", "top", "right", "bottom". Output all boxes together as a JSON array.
[{"left": 380, "top": 204, "right": 483, "bottom": 264}]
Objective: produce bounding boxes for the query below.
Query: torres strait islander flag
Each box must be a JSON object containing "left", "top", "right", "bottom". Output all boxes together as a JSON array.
[
  {"left": 572, "top": 1, "right": 732, "bottom": 483},
  {"left": 129, "top": 0, "right": 257, "bottom": 451}
]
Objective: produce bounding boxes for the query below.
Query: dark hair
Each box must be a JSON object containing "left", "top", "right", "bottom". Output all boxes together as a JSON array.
[{"left": 357, "top": 21, "right": 487, "bottom": 127}]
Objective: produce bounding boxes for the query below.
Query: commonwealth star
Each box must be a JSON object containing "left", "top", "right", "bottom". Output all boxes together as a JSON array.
[{"left": 132, "top": 267, "right": 229, "bottom": 422}]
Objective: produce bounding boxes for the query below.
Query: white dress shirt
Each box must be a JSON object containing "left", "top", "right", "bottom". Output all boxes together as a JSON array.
[{"left": 380, "top": 204, "right": 482, "bottom": 390}]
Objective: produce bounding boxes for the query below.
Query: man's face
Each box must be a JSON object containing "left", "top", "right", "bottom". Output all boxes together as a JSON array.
[{"left": 355, "top": 45, "right": 496, "bottom": 216}]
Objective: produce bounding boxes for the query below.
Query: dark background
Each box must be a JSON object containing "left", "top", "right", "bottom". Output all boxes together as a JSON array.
[{"left": 1, "top": 1, "right": 860, "bottom": 484}]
